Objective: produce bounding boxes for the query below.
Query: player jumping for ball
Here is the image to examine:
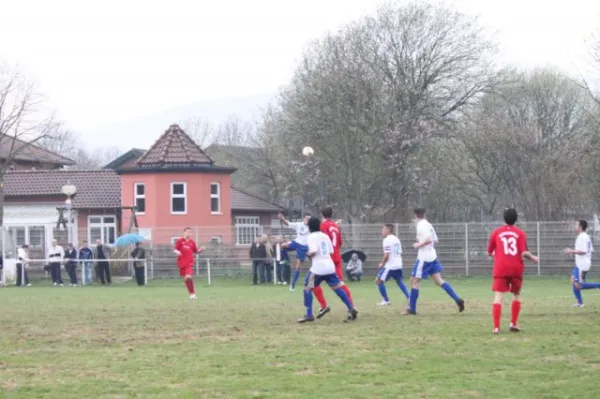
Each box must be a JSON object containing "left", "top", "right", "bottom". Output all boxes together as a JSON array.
[
  {"left": 487, "top": 208, "right": 538, "bottom": 334},
  {"left": 297, "top": 217, "right": 357, "bottom": 323},
  {"left": 404, "top": 208, "right": 465, "bottom": 315},
  {"left": 565, "top": 220, "right": 600, "bottom": 307},
  {"left": 278, "top": 213, "right": 330, "bottom": 318},
  {"left": 376, "top": 224, "right": 410, "bottom": 306},
  {"left": 174, "top": 227, "right": 204, "bottom": 299}
]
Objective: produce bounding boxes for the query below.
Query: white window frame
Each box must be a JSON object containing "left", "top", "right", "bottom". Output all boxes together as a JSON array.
[
  {"left": 6, "top": 225, "right": 45, "bottom": 249},
  {"left": 134, "top": 183, "right": 146, "bottom": 215},
  {"left": 171, "top": 182, "right": 187, "bottom": 215},
  {"left": 234, "top": 216, "right": 261, "bottom": 246},
  {"left": 88, "top": 215, "right": 117, "bottom": 245},
  {"left": 210, "top": 182, "right": 221, "bottom": 214},
  {"left": 211, "top": 236, "right": 222, "bottom": 244},
  {"left": 171, "top": 237, "right": 180, "bottom": 245}
]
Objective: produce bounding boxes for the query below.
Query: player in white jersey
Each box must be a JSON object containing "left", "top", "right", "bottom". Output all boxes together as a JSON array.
[
  {"left": 297, "top": 217, "right": 357, "bottom": 323},
  {"left": 376, "top": 224, "right": 410, "bottom": 305},
  {"left": 565, "top": 220, "right": 600, "bottom": 307},
  {"left": 279, "top": 213, "right": 310, "bottom": 290},
  {"left": 404, "top": 208, "right": 465, "bottom": 315}
]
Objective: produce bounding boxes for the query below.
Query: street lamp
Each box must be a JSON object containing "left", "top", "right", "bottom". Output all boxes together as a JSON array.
[{"left": 61, "top": 183, "right": 77, "bottom": 243}]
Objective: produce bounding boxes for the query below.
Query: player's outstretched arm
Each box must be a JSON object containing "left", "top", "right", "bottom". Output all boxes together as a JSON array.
[
  {"left": 278, "top": 213, "right": 290, "bottom": 226},
  {"left": 522, "top": 251, "right": 539, "bottom": 263},
  {"left": 564, "top": 248, "right": 585, "bottom": 255}
]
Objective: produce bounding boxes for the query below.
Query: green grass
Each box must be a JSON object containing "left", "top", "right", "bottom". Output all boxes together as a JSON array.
[{"left": 1, "top": 277, "right": 600, "bottom": 398}]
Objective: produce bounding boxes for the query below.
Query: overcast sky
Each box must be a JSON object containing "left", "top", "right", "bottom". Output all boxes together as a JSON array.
[{"left": 1, "top": 0, "right": 599, "bottom": 150}]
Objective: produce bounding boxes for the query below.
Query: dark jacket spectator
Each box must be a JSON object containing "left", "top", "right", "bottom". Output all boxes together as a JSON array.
[
  {"left": 131, "top": 243, "right": 146, "bottom": 286},
  {"left": 249, "top": 238, "right": 267, "bottom": 284},
  {"left": 64, "top": 244, "right": 78, "bottom": 286}
]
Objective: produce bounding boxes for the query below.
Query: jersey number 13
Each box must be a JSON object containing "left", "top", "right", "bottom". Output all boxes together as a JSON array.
[{"left": 501, "top": 236, "right": 517, "bottom": 256}]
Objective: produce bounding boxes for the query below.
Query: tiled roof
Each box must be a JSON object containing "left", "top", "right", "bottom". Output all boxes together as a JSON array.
[
  {"left": 0, "top": 135, "right": 75, "bottom": 165},
  {"left": 135, "top": 124, "right": 213, "bottom": 168},
  {"left": 230, "top": 188, "right": 282, "bottom": 212},
  {"left": 103, "top": 148, "right": 145, "bottom": 170},
  {"left": 4, "top": 170, "right": 121, "bottom": 209}
]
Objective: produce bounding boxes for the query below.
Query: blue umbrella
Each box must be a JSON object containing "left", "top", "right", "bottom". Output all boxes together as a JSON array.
[{"left": 114, "top": 233, "right": 146, "bottom": 247}]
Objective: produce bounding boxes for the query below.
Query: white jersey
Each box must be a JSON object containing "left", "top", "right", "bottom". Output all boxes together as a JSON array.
[
  {"left": 575, "top": 232, "right": 593, "bottom": 271},
  {"left": 289, "top": 222, "right": 310, "bottom": 246},
  {"left": 383, "top": 234, "right": 403, "bottom": 270},
  {"left": 307, "top": 231, "right": 335, "bottom": 275},
  {"left": 416, "top": 219, "right": 438, "bottom": 262}
]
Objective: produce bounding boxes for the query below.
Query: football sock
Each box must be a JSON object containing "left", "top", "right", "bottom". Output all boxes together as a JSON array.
[
  {"left": 342, "top": 285, "right": 354, "bottom": 305},
  {"left": 409, "top": 288, "right": 419, "bottom": 312},
  {"left": 396, "top": 279, "right": 410, "bottom": 299},
  {"left": 573, "top": 284, "right": 583, "bottom": 305},
  {"left": 333, "top": 287, "right": 353, "bottom": 311},
  {"left": 511, "top": 300, "right": 521, "bottom": 325},
  {"left": 313, "top": 286, "right": 327, "bottom": 308},
  {"left": 441, "top": 282, "right": 460, "bottom": 302},
  {"left": 493, "top": 303, "right": 502, "bottom": 329},
  {"left": 303, "top": 289, "right": 314, "bottom": 318},
  {"left": 378, "top": 283, "right": 389, "bottom": 302},
  {"left": 579, "top": 282, "right": 600, "bottom": 289},
  {"left": 291, "top": 270, "right": 300, "bottom": 288},
  {"left": 185, "top": 279, "right": 195, "bottom": 295}
]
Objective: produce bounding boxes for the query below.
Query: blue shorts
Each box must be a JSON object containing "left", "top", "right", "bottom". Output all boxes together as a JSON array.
[
  {"left": 377, "top": 267, "right": 404, "bottom": 281},
  {"left": 572, "top": 266, "right": 588, "bottom": 283},
  {"left": 287, "top": 241, "right": 308, "bottom": 262},
  {"left": 304, "top": 271, "right": 342, "bottom": 289},
  {"left": 412, "top": 259, "right": 443, "bottom": 279}
]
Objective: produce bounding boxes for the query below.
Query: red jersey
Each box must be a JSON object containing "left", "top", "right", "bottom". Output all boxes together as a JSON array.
[
  {"left": 174, "top": 238, "right": 199, "bottom": 268},
  {"left": 321, "top": 219, "right": 342, "bottom": 263},
  {"left": 487, "top": 225, "right": 528, "bottom": 277}
]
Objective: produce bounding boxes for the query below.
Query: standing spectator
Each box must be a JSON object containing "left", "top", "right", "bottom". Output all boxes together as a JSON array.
[
  {"left": 346, "top": 253, "right": 363, "bottom": 282},
  {"left": 79, "top": 241, "right": 94, "bottom": 285},
  {"left": 48, "top": 239, "right": 65, "bottom": 286},
  {"left": 94, "top": 239, "right": 112, "bottom": 285},
  {"left": 0, "top": 254, "right": 3, "bottom": 286},
  {"left": 249, "top": 237, "right": 267, "bottom": 285},
  {"left": 263, "top": 235, "right": 274, "bottom": 283},
  {"left": 64, "top": 243, "right": 78, "bottom": 286},
  {"left": 16, "top": 244, "right": 31, "bottom": 287},
  {"left": 131, "top": 242, "right": 146, "bottom": 286}
]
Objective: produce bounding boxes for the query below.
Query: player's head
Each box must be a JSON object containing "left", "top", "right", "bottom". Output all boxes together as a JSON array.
[
  {"left": 503, "top": 208, "right": 518, "bottom": 226},
  {"left": 303, "top": 214, "right": 311, "bottom": 224},
  {"left": 307, "top": 217, "right": 321, "bottom": 233},
  {"left": 577, "top": 220, "right": 588, "bottom": 233},
  {"left": 382, "top": 223, "right": 394, "bottom": 237},
  {"left": 321, "top": 206, "right": 333, "bottom": 219},
  {"left": 183, "top": 227, "right": 192, "bottom": 239},
  {"left": 413, "top": 208, "right": 426, "bottom": 220}
]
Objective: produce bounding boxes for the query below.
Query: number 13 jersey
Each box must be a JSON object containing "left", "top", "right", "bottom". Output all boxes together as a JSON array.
[
  {"left": 487, "top": 225, "right": 528, "bottom": 277},
  {"left": 383, "top": 234, "right": 403, "bottom": 270}
]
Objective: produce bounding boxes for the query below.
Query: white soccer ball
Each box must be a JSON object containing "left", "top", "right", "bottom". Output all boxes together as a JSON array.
[{"left": 302, "top": 146, "right": 314, "bottom": 157}]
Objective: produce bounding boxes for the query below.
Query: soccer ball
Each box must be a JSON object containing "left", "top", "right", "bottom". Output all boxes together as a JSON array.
[{"left": 302, "top": 146, "right": 314, "bottom": 157}]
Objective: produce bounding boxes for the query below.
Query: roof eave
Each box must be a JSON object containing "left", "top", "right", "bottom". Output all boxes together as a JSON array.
[{"left": 117, "top": 166, "right": 237, "bottom": 175}]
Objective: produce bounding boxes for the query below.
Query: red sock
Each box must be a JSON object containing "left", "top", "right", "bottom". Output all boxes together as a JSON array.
[
  {"left": 185, "top": 279, "right": 195, "bottom": 295},
  {"left": 342, "top": 285, "right": 354, "bottom": 306},
  {"left": 493, "top": 303, "right": 502, "bottom": 329},
  {"left": 313, "top": 286, "right": 327, "bottom": 309},
  {"left": 511, "top": 300, "right": 521, "bottom": 325}
]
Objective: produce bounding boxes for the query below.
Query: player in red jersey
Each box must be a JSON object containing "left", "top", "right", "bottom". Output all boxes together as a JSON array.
[
  {"left": 321, "top": 207, "right": 354, "bottom": 309},
  {"left": 174, "top": 227, "right": 204, "bottom": 299},
  {"left": 487, "top": 208, "right": 538, "bottom": 334}
]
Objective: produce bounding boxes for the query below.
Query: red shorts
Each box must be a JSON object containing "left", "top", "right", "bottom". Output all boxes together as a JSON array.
[
  {"left": 492, "top": 276, "right": 523, "bottom": 294},
  {"left": 334, "top": 260, "right": 343, "bottom": 281},
  {"left": 179, "top": 266, "right": 193, "bottom": 277}
]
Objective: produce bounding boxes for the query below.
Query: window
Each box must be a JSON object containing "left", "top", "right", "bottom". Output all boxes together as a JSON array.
[
  {"left": 6, "top": 226, "right": 44, "bottom": 248},
  {"left": 210, "top": 183, "right": 220, "bottom": 214},
  {"left": 171, "top": 237, "right": 180, "bottom": 245},
  {"left": 235, "top": 216, "right": 261, "bottom": 246},
  {"left": 134, "top": 183, "right": 146, "bottom": 214},
  {"left": 88, "top": 215, "right": 116, "bottom": 244},
  {"left": 171, "top": 182, "right": 186, "bottom": 214},
  {"left": 211, "top": 236, "right": 222, "bottom": 244}
]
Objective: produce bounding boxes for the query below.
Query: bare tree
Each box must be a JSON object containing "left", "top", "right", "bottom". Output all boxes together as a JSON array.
[
  {"left": 0, "top": 63, "right": 60, "bottom": 225},
  {"left": 182, "top": 116, "right": 215, "bottom": 149}
]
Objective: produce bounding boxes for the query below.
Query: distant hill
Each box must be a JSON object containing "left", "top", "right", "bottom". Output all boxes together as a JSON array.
[{"left": 83, "top": 93, "right": 273, "bottom": 151}]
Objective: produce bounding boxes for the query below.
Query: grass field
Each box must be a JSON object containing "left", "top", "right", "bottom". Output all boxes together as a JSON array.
[{"left": 1, "top": 277, "right": 600, "bottom": 398}]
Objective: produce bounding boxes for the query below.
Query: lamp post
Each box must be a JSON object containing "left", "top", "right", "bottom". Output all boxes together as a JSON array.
[{"left": 61, "top": 183, "right": 77, "bottom": 243}]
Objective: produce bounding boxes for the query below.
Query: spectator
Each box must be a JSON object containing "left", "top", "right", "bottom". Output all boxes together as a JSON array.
[
  {"left": 131, "top": 242, "right": 146, "bottom": 286},
  {"left": 48, "top": 239, "right": 65, "bottom": 286},
  {"left": 16, "top": 244, "right": 31, "bottom": 287},
  {"left": 346, "top": 253, "right": 363, "bottom": 282},
  {"left": 275, "top": 236, "right": 290, "bottom": 285},
  {"left": 64, "top": 243, "right": 78, "bottom": 286},
  {"left": 94, "top": 239, "right": 112, "bottom": 285},
  {"left": 0, "top": 254, "right": 3, "bottom": 287},
  {"left": 263, "top": 235, "right": 274, "bottom": 283},
  {"left": 79, "top": 241, "right": 94, "bottom": 285},
  {"left": 249, "top": 236, "right": 267, "bottom": 285}
]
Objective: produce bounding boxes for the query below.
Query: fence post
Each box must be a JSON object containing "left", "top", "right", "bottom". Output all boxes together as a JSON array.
[
  {"left": 537, "top": 222, "right": 541, "bottom": 276},
  {"left": 273, "top": 259, "right": 277, "bottom": 285},
  {"left": 144, "top": 259, "right": 148, "bottom": 285},
  {"left": 465, "top": 223, "right": 469, "bottom": 276},
  {"left": 207, "top": 258, "right": 211, "bottom": 286},
  {"left": 195, "top": 227, "right": 200, "bottom": 277}
]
